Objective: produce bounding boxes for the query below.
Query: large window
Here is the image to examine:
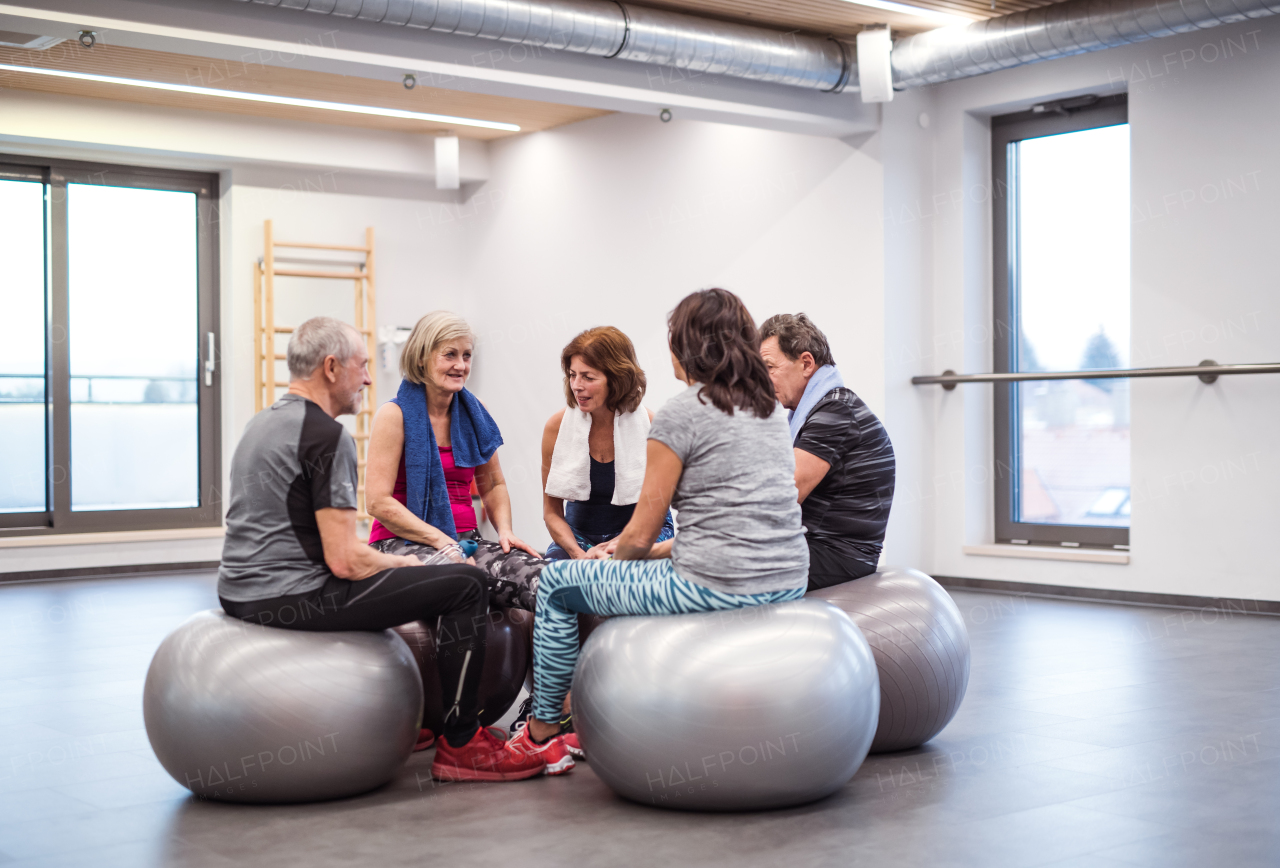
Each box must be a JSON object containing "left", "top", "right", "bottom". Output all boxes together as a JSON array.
[
  {"left": 993, "top": 96, "right": 1130, "bottom": 549},
  {"left": 0, "top": 157, "right": 220, "bottom": 535}
]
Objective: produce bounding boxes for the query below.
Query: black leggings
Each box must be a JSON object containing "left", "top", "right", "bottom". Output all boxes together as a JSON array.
[{"left": 220, "top": 564, "right": 488, "bottom": 747}]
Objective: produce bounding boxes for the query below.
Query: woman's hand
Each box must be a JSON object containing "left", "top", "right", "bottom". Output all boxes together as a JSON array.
[
  {"left": 498, "top": 530, "right": 542, "bottom": 558},
  {"left": 585, "top": 538, "right": 620, "bottom": 560}
]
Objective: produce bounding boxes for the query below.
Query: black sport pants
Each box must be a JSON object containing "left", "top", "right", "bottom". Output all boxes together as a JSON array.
[
  {"left": 220, "top": 564, "right": 488, "bottom": 747},
  {"left": 805, "top": 538, "right": 878, "bottom": 592}
]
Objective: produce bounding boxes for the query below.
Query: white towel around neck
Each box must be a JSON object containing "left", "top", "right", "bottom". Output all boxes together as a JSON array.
[{"left": 544, "top": 407, "right": 649, "bottom": 505}]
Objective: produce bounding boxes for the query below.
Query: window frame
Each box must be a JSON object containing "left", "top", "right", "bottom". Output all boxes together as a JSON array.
[
  {"left": 0, "top": 154, "right": 221, "bottom": 536},
  {"left": 991, "top": 95, "right": 1130, "bottom": 550}
]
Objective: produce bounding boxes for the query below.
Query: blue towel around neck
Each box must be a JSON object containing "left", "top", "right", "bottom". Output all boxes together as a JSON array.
[
  {"left": 787, "top": 364, "right": 845, "bottom": 443},
  {"left": 394, "top": 379, "right": 503, "bottom": 541}
]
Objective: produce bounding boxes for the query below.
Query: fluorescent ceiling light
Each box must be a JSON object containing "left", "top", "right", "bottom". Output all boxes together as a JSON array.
[
  {"left": 840, "top": 0, "right": 977, "bottom": 25},
  {"left": 0, "top": 62, "right": 521, "bottom": 131}
]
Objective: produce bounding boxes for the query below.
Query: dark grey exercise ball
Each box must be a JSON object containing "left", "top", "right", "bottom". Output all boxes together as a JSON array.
[
  {"left": 143, "top": 610, "right": 423, "bottom": 803},
  {"left": 810, "top": 567, "right": 970, "bottom": 753},
  {"left": 572, "top": 599, "right": 879, "bottom": 811}
]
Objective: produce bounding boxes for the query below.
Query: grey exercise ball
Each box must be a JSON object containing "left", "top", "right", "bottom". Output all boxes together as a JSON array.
[
  {"left": 143, "top": 610, "right": 423, "bottom": 803},
  {"left": 572, "top": 599, "right": 879, "bottom": 811},
  {"left": 810, "top": 567, "right": 970, "bottom": 753}
]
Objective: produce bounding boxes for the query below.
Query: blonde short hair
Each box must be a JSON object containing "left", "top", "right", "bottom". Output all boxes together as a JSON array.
[{"left": 400, "top": 311, "right": 475, "bottom": 384}]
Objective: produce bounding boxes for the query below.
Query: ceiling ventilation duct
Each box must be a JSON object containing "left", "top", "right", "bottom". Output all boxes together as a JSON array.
[
  {"left": 231, "top": 0, "right": 853, "bottom": 92},
  {"left": 891, "top": 0, "right": 1280, "bottom": 88},
  {"left": 229, "top": 0, "right": 1280, "bottom": 95}
]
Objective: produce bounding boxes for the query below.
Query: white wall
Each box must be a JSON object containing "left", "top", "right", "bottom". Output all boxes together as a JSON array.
[
  {"left": 0, "top": 535, "right": 225, "bottom": 576},
  {"left": 0, "top": 97, "right": 884, "bottom": 572},
  {"left": 219, "top": 173, "right": 471, "bottom": 467},
  {"left": 883, "top": 16, "right": 1280, "bottom": 601},
  {"left": 224, "top": 112, "right": 886, "bottom": 555},
  {"left": 454, "top": 112, "right": 885, "bottom": 549},
  {"left": 8, "top": 17, "right": 1279, "bottom": 599}
]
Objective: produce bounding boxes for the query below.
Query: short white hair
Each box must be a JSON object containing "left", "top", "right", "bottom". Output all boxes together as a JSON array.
[
  {"left": 287, "top": 316, "right": 363, "bottom": 379},
  {"left": 401, "top": 311, "right": 475, "bottom": 384}
]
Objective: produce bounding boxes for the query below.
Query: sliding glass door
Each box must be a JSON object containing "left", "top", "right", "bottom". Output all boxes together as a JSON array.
[
  {"left": 0, "top": 157, "right": 220, "bottom": 535},
  {"left": 0, "top": 178, "right": 47, "bottom": 514}
]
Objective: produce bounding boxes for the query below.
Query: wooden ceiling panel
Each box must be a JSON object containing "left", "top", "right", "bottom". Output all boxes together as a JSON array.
[{"left": 0, "top": 43, "right": 609, "bottom": 140}]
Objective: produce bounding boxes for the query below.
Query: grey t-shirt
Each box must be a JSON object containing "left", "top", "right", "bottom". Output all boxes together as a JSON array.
[
  {"left": 218, "top": 393, "right": 359, "bottom": 602},
  {"left": 647, "top": 385, "right": 809, "bottom": 594}
]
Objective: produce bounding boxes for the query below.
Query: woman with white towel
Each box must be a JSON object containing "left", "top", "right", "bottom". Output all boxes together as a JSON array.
[{"left": 540, "top": 327, "right": 675, "bottom": 561}]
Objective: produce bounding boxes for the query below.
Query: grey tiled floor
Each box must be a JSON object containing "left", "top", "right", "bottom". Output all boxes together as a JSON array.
[{"left": 0, "top": 573, "right": 1277, "bottom": 867}]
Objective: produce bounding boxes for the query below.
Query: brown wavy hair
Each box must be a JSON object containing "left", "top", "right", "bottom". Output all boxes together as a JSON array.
[
  {"left": 668, "top": 289, "right": 775, "bottom": 419},
  {"left": 561, "top": 326, "right": 647, "bottom": 414}
]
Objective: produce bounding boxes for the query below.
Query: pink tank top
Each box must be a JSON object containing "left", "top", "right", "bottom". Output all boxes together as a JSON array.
[{"left": 368, "top": 446, "right": 477, "bottom": 543}]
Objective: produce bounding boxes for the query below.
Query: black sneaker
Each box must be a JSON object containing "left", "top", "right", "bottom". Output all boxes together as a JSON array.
[
  {"left": 511, "top": 694, "right": 534, "bottom": 729},
  {"left": 511, "top": 693, "right": 574, "bottom": 734}
]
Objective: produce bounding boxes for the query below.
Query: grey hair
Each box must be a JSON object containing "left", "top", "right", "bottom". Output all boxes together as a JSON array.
[
  {"left": 759, "top": 312, "right": 835, "bottom": 367},
  {"left": 287, "top": 316, "right": 364, "bottom": 379}
]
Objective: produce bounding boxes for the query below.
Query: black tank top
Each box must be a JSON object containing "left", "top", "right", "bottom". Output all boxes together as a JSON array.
[{"left": 564, "top": 458, "right": 636, "bottom": 536}]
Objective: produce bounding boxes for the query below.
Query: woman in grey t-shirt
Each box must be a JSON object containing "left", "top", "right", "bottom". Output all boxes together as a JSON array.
[{"left": 514, "top": 289, "right": 810, "bottom": 752}]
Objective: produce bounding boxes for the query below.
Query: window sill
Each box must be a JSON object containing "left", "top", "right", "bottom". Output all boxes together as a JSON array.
[
  {"left": 0, "top": 527, "right": 225, "bottom": 549},
  {"left": 962, "top": 544, "right": 1129, "bottom": 565}
]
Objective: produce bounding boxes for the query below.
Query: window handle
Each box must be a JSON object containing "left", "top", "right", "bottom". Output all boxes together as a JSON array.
[{"left": 204, "top": 332, "right": 216, "bottom": 386}]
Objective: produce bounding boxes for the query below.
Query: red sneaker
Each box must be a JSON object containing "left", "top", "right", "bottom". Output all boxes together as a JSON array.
[
  {"left": 431, "top": 727, "right": 547, "bottom": 782},
  {"left": 508, "top": 722, "right": 576, "bottom": 775},
  {"left": 419, "top": 725, "right": 501, "bottom": 752},
  {"left": 560, "top": 732, "right": 585, "bottom": 760}
]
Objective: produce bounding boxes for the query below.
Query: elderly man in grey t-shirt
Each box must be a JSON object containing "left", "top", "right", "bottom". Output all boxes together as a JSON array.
[{"left": 217, "top": 316, "right": 548, "bottom": 782}]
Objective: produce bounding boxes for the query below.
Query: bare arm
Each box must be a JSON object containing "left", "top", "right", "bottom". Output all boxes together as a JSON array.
[
  {"left": 794, "top": 448, "right": 831, "bottom": 503},
  {"left": 365, "top": 402, "right": 457, "bottom": 550},
  {"left": 582, "top": 407, "right": 668, "bottom": 560},
  {"left": 613, "top": 440, "right": 683, "bottom": 561},
  {"left": 592, "top": 406, "right": 669, "bottom": 559},
  {"left": 316, "top": 508, "right": 418, "bottom": 579},
  {"left": 540, "top": 409, "right": 588, "bottom": 558},
  {"left": 476, "top": 448, "right": 541, "bottom": 557}
]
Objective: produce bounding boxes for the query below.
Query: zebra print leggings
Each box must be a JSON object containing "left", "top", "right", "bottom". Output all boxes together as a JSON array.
[{"left": 531, "top": 558, "right": 804, "bottom": 724}]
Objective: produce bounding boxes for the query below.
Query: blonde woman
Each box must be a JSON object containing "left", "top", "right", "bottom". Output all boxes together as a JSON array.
[{"left": 367, "top": 311, "right": 546, "bottom": 613}]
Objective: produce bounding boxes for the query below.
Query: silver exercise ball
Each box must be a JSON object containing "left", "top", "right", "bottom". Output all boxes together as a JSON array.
[
  {"left": 143, "top": 610, "right": 423, "bottom": 803},
  {"left": 572, "top": 599, "right": 879, "bottom": 811},
  {"left": 810, "top": 567, "right": 970, "bottom": 753}
]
